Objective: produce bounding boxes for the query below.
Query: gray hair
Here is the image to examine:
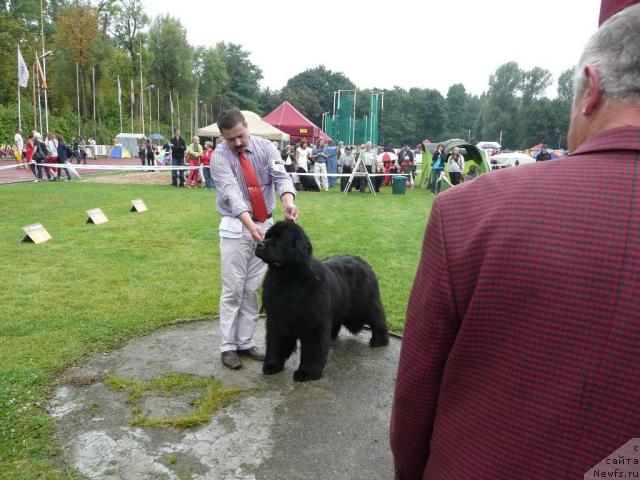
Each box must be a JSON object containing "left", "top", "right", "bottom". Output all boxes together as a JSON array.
[{"left": 574, "top": 4, "right": 640, "bottom": 103}]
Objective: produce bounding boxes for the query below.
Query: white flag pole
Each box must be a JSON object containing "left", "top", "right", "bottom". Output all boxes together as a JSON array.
[
  {"left": 17, "top": 48, "right": 22, "bottom": 131},
  {"left": 92, "top": 66, "right": 96, "bottom": 139},
  {"left": 130, "top": 78, "right": 134, "bottom": 133},
  {"left": 117, "top": 75, "right": 123, "bottom": 133},
  {"left": 76, "top": 63, "right": 81, "bottom": 136}
]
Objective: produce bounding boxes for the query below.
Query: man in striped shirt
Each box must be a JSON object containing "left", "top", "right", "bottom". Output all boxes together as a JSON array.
[{"left": 211, "top": 108, "right": 298, "bottom": 370}]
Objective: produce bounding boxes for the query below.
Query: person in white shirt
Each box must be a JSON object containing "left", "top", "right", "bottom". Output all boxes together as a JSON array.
[
  {"left": 89, "top": 138, "right": 97, "bottom": 159},
  {"left": 295, "top": 139, "right": 312, "bottom": 172},
  {"left": 447, "top": 146, "right": 465, "bottom": 185},
  {"left": 45, "top": 132, "right": 59, "bottom": 179},
  {"left": 358, "top": 141, "right": 377, "bottom": 193},
  {"left": 14, "top": 129, "right": 24, "bottom": 166}
]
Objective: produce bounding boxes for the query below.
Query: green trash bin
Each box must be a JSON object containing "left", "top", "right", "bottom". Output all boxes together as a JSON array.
[{"left": 392, "top": 176, "right": 406, "bottom": 195}]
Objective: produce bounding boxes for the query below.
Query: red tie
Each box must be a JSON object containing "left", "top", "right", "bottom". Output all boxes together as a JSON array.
[{"left": 238, "top": 151, "right": 269, "bottom": 223}]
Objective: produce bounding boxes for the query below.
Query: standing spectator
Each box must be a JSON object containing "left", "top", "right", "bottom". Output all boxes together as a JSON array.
[
  {"left": 185, "top": 136, "right": 203, "bottom": 188},
  {"left": 390, "top": 4, "right": 640, "bottom": 479},
  {"left": 79, "top": 137, "right": 87, "bottom": 164},
  {"left": 339, "top": 146, "right": 355, "bottom": 192},
  {"left": 170, "top": 128, "right": 186, "bottom": 187},
  {"left": 31, "top": 132, "right": 51, "bottom": 181},
  {"left": 14, "top": 129, "right": 24, "bottom": 168},
  {"left": 45, "top": 132, "right": 59, "bottom": 180},
  {"left": 397, "top": 143, "right": 414, "bottom": 165},
  {"left": 337, "top": 140, "right": 345, "bottom": 163},
  {"left": 145, "top": 139, "right": 155, "bottom": 168},
  {"left": 72, "top": 137, "right": 80, "bottom": 164},
  {"left": 447, "top": 146, "right": 464, "bottom": 185},
  {"left": 25, "top": 133, "right": 37, "bottom": 180},
  {"left": 295, "top": 138, "right": 313, "bottom": 173},
  {"left": 324, "top": 139, "right": 338, "bottom": 188},
  {"left": 201, "top": 141, "right": 215, "bottom": 189},
  {"left": 89, "top": 138, "right": 97, "bottom": 159},
  {"left": 311, "top": 138, "right": 329, "bottom": 191},
  {"left": 210, "top": 108, "right": 298, "bottom": 370},
  {"left": 55, "top": 135, "right": 73, "bottom": 181},
  {"left": 537, "top": 145, "right": 552, "bottom": 161},
  {"left": 137, "top": 142, "right": 146, "bottom": 167},
  {"left": 358, "top": 141, "right": 376, "bottom": 193},
  {"left": 429, "top": 144, "right": 446, "bottom": 194}
]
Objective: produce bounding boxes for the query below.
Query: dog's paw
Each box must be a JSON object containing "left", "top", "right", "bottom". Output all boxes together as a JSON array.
[
  {"left": 369, "top": 333, "right": 390, "bottom": 347},
  {"left": 293, "top": 369, "right": 323, "bottom": 382},
  {"left": 263, "top": 362, "right": 284, "bottom": 375}
]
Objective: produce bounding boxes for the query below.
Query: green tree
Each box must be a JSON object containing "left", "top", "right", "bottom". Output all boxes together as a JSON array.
[
  {"left": 479, "top": 62, "right": 524, "bottom": 148},
  {"left": 194, "top": 45, "right": 230, "bottom": 120},
  {"left": 557, "top": 67, "right": 575, "bottom": 104},
  {"left": 522, "top": 67, "right": 552, "bottom": 103},
  {"left": 218, "top": 43, "right": 262, "bottom": 112},
  {"left": 285, "top": 66, "right": 356, "bottom": 125},
  {"left": 148, "top": 14, "right": 193, "bottom": 127},
  {"left": 445, "top": 83, "right": 467, "bottom": 138},
  {"left": 106, "top": 0, "right": 148, "bottom": 77},
  {"left": 278, "top": 85, "right": 322, "bottom": 121}
]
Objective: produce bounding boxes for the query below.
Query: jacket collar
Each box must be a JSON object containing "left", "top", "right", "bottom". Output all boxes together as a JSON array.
[{"left": 571, "top": 126, "right": 640, "bottom": 156}]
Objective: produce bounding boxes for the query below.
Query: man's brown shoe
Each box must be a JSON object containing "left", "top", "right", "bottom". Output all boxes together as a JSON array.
[
  {"left": 237, "top": 347, "right": 265, "bottom": 361},
  {"left": 221, "top": 351, "right": 242, "bottom": 369}
]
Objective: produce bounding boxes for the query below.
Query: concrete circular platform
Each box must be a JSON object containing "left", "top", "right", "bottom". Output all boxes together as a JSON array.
[{"left": 49, "top": 320, "right": 401, "bottom": 479}]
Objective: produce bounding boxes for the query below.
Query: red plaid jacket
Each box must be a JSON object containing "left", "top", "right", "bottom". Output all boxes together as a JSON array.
[{"left": 391, "top": 127, "right": 640, "bottom": 479}]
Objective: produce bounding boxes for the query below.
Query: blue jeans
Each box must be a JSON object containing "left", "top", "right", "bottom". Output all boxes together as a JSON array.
[
  {"left": 430, "top": 168, "right": 443, "bottom": 193},
  {"left": 203, "top": 165, "right": 215, "bottom": 189},
  {"left": 171, "top": 157, "right": 184, "bottom": 186}
]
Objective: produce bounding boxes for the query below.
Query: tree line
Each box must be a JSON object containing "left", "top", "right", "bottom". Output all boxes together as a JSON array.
[{"left": 1, "top": 0, "right": 574, "bottom": 150}]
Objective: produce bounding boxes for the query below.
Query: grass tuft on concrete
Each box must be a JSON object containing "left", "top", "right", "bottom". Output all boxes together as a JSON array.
[{"left": 106, "top": 372, "right": 245, "bottom": 428}]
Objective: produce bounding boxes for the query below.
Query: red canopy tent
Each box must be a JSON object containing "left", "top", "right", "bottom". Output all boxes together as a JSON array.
[{"left": 263, "top": 101, "right": 331, "bottom": 144}]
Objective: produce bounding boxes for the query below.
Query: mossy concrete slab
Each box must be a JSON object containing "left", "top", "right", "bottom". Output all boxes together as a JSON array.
[{"left": 49, "top": 320, "right": 401, "bottom": 479}]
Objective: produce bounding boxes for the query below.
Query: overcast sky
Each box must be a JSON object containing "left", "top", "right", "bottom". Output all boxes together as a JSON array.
[{"left": 144, "top": 0, "right": 600, "bottom": 98}]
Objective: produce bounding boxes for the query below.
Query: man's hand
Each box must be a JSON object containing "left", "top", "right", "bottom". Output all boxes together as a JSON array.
[
  {"left": 248, "top": 224, "right": 264, "bottom": 242},
  {"left": 281, "top": 193, "right": 298, "bottom": 221},
  {"left": 239, "top": 211, "right": 265, "bottom": 242}
]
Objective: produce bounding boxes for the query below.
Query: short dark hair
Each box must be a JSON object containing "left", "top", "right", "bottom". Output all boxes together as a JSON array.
[{"left": 217, "top": 108, "right": 247, "bottom": 132}]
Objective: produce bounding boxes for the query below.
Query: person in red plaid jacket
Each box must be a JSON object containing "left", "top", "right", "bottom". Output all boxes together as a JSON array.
[{"left": 390, "top": 3, "right": 640, "bottom": 479}]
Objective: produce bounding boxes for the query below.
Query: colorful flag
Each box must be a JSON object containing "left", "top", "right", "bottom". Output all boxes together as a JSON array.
[
  {"left": 35, "top": 56, "right": 48, "bottom": 90},
  {"left": 17, "top": 47, "right": 29, "bottom": 88}
]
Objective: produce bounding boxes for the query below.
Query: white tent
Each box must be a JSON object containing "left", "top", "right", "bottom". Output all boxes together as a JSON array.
[
  {"left": 115, "top": 133, "right": 146, "bottom": 158},
  {"left": 489, "top": 152, "right": 536, "bottom": 169},
  {"left": 197, "top": 111, "right": 290, "bottom": 142}
]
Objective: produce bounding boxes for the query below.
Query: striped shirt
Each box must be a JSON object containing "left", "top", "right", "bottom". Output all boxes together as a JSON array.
[{"left": 211, "top": 135, "right": 296, "bottom": 219}]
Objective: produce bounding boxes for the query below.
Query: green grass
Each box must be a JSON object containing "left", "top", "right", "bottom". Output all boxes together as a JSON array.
[
  {"left": 0, "top": 180, "right": 434, "bottom": 479},
  {"left": 105, "top": 372, "right": 245, "bottom": 428}
]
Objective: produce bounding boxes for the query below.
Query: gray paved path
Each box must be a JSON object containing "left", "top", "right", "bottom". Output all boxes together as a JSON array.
[{"left": 49, "top": 320, "right": 401, "bottom": 479}]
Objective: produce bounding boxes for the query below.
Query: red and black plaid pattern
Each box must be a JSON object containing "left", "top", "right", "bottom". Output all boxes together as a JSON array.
[{"left": 391, "top": 127, "right": 640, "bottom": 479}]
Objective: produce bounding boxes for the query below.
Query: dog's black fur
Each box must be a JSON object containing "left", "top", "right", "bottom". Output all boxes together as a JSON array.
[
  {"left": 297, "top": 167, "right": 320, "bottom": 191},
  {"left": 255, "top": 221, "right": 389, "bottom": 382}
]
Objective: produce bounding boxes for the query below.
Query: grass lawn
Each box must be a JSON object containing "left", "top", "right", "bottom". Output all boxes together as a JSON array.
[{"left": 0, "top": 179, "right": 434, "bottom": 479}]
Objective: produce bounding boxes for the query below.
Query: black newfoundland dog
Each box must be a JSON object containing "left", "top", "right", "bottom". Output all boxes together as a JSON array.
[{"left": 255, "top": 221, "right": 389, "bottom": 382}]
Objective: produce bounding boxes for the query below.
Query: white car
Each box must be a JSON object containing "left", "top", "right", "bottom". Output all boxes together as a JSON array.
[{"left": 489, "top": 152, "right": 536, "bottom": 169}]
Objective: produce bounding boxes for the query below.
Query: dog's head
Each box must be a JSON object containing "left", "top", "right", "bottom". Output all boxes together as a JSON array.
[{"left": 255, "top": 221, "right": 312, "bottom": 267}]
